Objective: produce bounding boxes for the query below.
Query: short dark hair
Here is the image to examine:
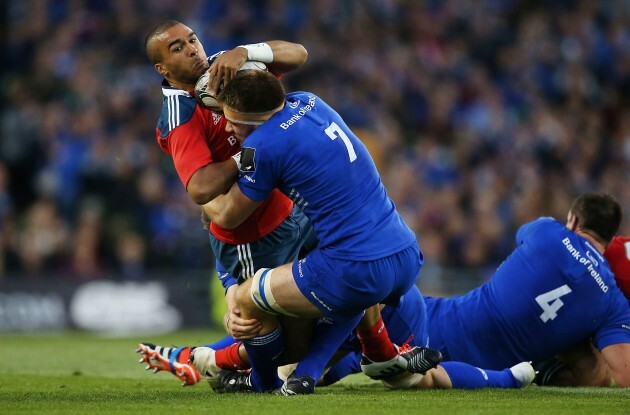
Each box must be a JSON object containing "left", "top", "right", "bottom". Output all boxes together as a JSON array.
[
  {"left": 144, "top": 20, "right": 181, "bottom": 64},
  {"left": 570, "top": 192, "right": 622, "bottom": 243},
  {"left": 218, "top": 71, "right": 286, "bottom": 113}
]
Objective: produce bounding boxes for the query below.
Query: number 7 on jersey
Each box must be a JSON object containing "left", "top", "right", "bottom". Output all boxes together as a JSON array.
[{"left": 325, "top": 122, "right": 357, "bottom": 162}]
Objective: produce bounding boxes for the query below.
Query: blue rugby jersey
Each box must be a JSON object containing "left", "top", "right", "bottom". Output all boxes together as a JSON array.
[
  {"left": 236, "top": 92, "right": 418, "bottom": 261},
  {"left": 426, "top": 218, "right": 630, "bottom": 369}
]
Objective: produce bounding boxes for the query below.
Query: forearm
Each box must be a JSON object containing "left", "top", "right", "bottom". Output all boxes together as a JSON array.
[
  {"left": 206, "top": 182, "right": 260, "bottom": 229},
  {"left": 186, "top": 159, "right": 238, "bottom": 205},
  {"left": 223, "top": 285, "right": 238, "bottom": 332},
  {"left": 202, "top": 195, "right": 228, "bottom": 223},
  {"left": 265, "top": 40, "right": 308, "bottom": 73}
]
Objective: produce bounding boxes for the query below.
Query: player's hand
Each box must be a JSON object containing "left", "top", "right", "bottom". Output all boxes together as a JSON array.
[
  {"left": 226, "top": 306, "right": 262, "bottom": 340},
  {"left": 207, "top": 48, "right": 248, "bottom": 95}
]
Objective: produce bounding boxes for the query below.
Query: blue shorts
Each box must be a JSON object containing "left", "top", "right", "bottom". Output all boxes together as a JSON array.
[
  {"left": 381, "top": 285, "right": 429, "bottom": 348},
  {"left": 338, "top": 284, "right": 429, "bottom": 351},
  {"left": 292, "top": 242, "right": 422, "bottom": 319},
  {"left": 209, "top": 206, "right": 318, "bottom": 284},
  {"left": 324, "top": 285, "right": 429, "bottom": 385},
  {"left": 423, "top": 296, "right": 450, "bottom": 361}
]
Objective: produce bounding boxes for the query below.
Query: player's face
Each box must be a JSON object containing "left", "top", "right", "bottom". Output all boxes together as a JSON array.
[
  {"left": 223, "top": 107, "right": 265, "bottom": 143},
  {"left": 156, "top": 24, "right": 209, "bottom": 85},
  {"left": 224, "top": 120, "right": 259, "bottom": 144}
]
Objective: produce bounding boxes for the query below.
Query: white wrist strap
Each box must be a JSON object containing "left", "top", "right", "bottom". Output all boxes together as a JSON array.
[{"left": 237, "top": 43, "right": 274, "bottom": 63}]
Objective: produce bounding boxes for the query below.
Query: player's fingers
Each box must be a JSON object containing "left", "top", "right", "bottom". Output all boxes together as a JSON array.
[
  {"left": 230, "top": 324, "right": 262, "bottom": 340},
  {"left": 228, "top": 315, "right": 260, "bottom": 331},
  {"left": 223, "top": 69, "right": 235, "bottom": 87}
]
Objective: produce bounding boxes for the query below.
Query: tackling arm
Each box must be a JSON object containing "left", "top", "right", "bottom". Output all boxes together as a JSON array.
[
  {"left": 186, "top": 159, "right": 239, "bottom": 205},
  {"left": 203, "top": 182, "right": 261, "bottom": 229},
  {"left": 264, "top": 40, "right": 308, "bottom": 74}
]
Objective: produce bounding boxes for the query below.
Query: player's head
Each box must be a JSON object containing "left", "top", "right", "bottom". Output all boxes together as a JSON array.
[
  {"left": 567, "top": 192, "right": 622, "bottom": 245},
  {"left": 144, "top": 20, "right": 209, "bottom": 89},
  {"left": 219, "top": 71, "right": 286, "bottom": 142}
]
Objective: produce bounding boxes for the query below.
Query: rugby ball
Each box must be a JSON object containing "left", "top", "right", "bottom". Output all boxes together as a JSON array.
[{"left": 195, "top": 61, "right": 268, "bottom": 110}]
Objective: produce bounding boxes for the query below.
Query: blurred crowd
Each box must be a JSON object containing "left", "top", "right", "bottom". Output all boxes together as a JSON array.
[{"left": 2, "top": 0, "right": 630, "bottom": 290}]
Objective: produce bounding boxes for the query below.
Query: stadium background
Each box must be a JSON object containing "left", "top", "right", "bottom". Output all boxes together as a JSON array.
[{"left": 1, "top": 0, "right": 629, "bottom": 333}]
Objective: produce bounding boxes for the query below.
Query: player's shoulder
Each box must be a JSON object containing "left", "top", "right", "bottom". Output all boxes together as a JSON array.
[
  {"left": 285, "top": 91, "right": 321, "bottom": 108},
  {"left": 157, "top": 82, "right": 198, "bottom": 138},
  {"left": 519, "top": 216, "right": 563, "bottom": 238}
]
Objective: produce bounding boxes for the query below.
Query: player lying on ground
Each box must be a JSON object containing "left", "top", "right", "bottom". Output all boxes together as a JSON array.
[{"left": 423, "top": 192, "right": 630, "bottom": 388}]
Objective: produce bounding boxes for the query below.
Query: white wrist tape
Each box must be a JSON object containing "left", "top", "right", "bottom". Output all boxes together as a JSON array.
[{"left": 237, "top": 43, "right": 274, "bottom": 63}]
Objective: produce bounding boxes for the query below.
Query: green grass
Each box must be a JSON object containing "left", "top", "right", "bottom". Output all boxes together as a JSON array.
[{"left": 0, "top": 330, "right": 628, "bottom": 414}]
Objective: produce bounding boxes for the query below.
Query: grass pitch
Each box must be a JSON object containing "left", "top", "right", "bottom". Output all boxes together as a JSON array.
[{"left": 1, "top": 330, "right": 628, "bottom": 414}]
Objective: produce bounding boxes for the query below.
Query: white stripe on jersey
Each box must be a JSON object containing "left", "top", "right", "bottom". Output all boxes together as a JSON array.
[
  {"left": 174, "top": 96, "right": 180, "bottom": 126},
  {"left": 166, "top": 96, "right": 173, "bottom": 131},
  {"left": 237, "top": 244, "right": 255, "bottom": 280},
  {"left": 164, "top": 90, "right": 188, "bottom": 132},
  {"left": 169, "top": 96, "right": 179, "bottom": 131}
]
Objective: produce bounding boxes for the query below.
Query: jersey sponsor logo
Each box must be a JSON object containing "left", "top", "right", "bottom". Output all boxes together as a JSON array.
[
  {"left": 279, "top": 96, "right": 317, "bottom": 130},
  {"left": 212, "top": 112, "right": 222, "bottom": 125},
  {"left": 562, "top": 237, "right": 609, "bottom": 293},
  {"left": 585, "top": 250, "right": 599, "bottom": 267},
  {"left": 239, "top": 147, "right": 256, "bottom": 172}
]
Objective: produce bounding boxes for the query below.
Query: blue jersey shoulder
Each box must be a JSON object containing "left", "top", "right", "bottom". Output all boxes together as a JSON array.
[{"left": 157, "top": 83, "right": 197, "bottom": 137}]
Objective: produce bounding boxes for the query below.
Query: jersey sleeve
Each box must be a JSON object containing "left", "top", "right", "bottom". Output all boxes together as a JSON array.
[
  {"left": 166, "top": 117, "right": 214, "bottom": 187},
  {"left": 592, "top": 295, "right": 630, "bottom": 350},
  {"left": 216, "top": 259, "right": 238, "bottom": 293},
  {"left": 236, "top": 144, "right": 276, "bottom": 202}
]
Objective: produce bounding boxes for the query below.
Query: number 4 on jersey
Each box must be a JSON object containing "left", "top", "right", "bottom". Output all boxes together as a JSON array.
[{"left": 535, "top": 285, "right": 572, "bottom": 322}]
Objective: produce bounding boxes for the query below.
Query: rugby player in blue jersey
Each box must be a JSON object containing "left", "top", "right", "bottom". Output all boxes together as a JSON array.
[
  {"left": 422, "top": 192, "right": 630, "bottom": 388},
  {"left": 137, "top": 22, "right": 435, "bottom": 391},
  {"left": 196, "top": 70, "right": 442, "bottom": 394}
]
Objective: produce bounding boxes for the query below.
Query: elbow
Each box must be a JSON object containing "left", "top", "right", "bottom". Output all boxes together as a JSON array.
[
  {"left": 187, "top": 183, "right": 216, "bottom": 205},
  {"left": 296, "top": 44, "right": 308, "bottom": 66}
]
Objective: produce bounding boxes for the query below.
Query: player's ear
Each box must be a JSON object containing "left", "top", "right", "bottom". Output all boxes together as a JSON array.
[
  {"left": 155, "top": 63, "right": 168, "bottom": 77},
  {"left": 568, "top": 214, "right": 579, "bottom": 231}
]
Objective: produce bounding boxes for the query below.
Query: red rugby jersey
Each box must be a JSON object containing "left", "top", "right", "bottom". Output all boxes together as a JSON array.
[
  {"left": 604, "top": 235, "right": 630, "bottom": 301},
  {"left": 155, "top": 81, "right": 292, "bottom": 244}
]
